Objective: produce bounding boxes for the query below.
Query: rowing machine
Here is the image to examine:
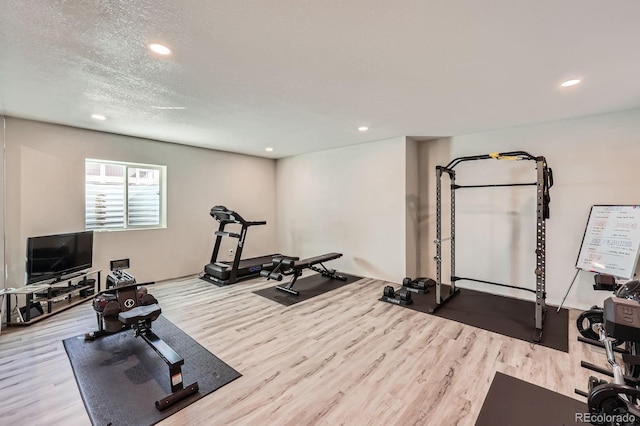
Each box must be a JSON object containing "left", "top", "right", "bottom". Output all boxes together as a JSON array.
[{"left": 85, "top": 267, "right": 199, "bottom": 411}]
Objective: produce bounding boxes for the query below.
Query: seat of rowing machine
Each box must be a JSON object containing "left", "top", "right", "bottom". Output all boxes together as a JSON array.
[
  {"left": 90, "top": 283, "right": 161, "bottom": 334},
  {"left": 118, "top": 303, "right": 161, "bottom": 325}
]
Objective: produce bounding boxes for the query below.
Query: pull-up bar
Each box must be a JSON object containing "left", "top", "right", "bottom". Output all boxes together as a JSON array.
[
  {"left": 445, "top": 150, "right": 538, "bottom": 169},
  {"left": 432, "top": 151, "right": 553, "bottom": 343}
]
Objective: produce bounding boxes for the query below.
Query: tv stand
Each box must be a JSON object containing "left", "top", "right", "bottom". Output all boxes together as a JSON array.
[
  {"left": 51, "top": 272, "right": 84, "bottom": 284},
  {"left": 4, "top": 270, "right": 102, "bottom": 326}
]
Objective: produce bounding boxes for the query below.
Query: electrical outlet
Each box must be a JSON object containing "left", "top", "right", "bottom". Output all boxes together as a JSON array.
[{"left": 228, "top": 249, "right": 234, "bottom": 257}]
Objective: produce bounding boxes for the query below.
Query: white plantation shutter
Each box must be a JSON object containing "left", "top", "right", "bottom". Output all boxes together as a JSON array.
[
  {"left": 85, "top": 160, "right": 166, "bottom": 231},
  {"left": 127, "top": 168, "right": 161, "bottom": 226},
  {"left": 85, "top": 181, "right": 126, "bottom": 229}
]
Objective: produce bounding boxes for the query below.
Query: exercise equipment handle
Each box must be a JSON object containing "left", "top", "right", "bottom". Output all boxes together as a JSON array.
[
  {"left": 598, "top": 325, "right": 626, "bottom": 387},
  {"left": 93, "top": 281, "right": 156, "bottom": 298},
  {"left": 214, "top": 231, "right": 240, "bottom": 238},
  {"left": 260, "top": 270, "right": 283, "bottom": 281},
  {"left": 271, "top": 256, "right": 300, "bottom": 268}
]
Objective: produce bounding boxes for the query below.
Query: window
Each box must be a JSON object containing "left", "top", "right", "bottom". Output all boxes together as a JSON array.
[{"left": 85, "top": 159, "right": 167, "bottom": 231}]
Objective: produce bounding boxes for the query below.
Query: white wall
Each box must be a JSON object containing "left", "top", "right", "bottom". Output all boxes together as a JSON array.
[
  {"left": 418, "top": 108, "right": 640, "bottom": 310},
  {"left": 4, "top": 117, "right": 278, "bottom": 288},
  {"left": 1, "top": 115, "right": 5, "bottom": 289},
  {"left": 275, "top": 137, "right": 409, "bottom": 283},
  {"left": 405, "top": 138, "right": 419, "bottom": 279}
]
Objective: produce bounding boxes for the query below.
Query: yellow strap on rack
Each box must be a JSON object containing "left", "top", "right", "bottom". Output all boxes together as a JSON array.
[{"left": 489, "top": 152, "right": 520, "bottom": 161}]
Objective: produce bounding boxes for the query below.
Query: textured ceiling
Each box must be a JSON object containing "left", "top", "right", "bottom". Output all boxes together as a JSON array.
[{"left": 1, "top": 0, "right": 639, "bottom": 158}]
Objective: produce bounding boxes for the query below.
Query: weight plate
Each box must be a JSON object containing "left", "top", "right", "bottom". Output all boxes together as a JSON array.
[{"left": 576, "top": 309, "right": 604, "bottom": 341}]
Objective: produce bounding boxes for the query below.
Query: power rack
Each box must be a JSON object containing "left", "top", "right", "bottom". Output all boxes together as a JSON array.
[{"left": 432, "top": 151, "right": 553, "bottom": 342}]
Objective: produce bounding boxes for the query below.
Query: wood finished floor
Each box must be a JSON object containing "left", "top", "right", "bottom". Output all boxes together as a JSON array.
[{"left": 0, "top": 275, "right": 609, "bottom": 425}]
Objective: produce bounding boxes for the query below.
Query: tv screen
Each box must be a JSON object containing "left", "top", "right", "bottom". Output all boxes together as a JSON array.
[{"left": 26, "top": 231, "right": 94, "bottom": 284}]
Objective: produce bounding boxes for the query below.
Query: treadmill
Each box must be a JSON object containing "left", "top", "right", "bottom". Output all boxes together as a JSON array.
[{"left": 201, "top": 205, "right": 280, "bottom": 286}]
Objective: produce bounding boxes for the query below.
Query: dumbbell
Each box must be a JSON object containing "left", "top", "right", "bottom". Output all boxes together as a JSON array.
[
  {"left": 383, "top": 285, "right": 412, "bottom": 302},
  {"left": 402, "top": 277, "right": 434, "bottom": 290}
]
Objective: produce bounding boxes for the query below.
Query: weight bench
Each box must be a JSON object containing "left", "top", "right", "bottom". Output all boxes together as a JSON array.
[
  {"left": 86, "top": 281, "right": 199, "bottom": 411},
  {"left": 260, "top": 252, "right": 346, "bottom": 295}
]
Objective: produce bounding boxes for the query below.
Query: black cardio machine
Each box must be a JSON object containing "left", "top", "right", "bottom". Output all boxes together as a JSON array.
[
  {"left": 201, "top": 205, "right": 280, "bottom": 286},
  {"left": 86, "top": 260, "right": 199, "bottom": 411}
]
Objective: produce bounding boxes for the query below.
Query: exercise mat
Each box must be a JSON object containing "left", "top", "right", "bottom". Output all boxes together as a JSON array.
[
  {"left": 254, "top": 273, "right": 362, "bottom": 306},
  {"left": 393, "top": 286, "right": 569, "bottom": 352},
  {"left": 63, "top": 315, "right": 241, "bottom": 426},
  {"left": 476, "top": 372, "right": 588, "bottom": 425}
]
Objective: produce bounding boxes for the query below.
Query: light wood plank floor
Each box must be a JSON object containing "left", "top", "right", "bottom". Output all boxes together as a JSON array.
[{"left": 0, "top": 275, "right": 610, "bottom": 425}]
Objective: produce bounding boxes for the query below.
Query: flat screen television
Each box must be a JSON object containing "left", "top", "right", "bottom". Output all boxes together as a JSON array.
[{"left": 26, "top": 231, "right": 94, "bottom": 284}]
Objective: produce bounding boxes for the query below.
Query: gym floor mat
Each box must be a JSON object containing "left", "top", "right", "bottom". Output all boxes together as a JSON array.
[
  {"left": 63, "top": 315, "right": 241, "bottom": 426},
  {"left": 254, "top": 273, "right": 362, "bottom": 306},
  {"left": 392, "top": 286, "right": 569, "bottom": 352},
  {"left": 476, "top": 372, "right": 589, "bottom": 425}
]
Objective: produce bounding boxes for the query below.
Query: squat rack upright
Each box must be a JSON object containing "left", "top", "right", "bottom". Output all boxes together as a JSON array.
[{"left": 432, "top": 151, "right": 553, "bottom": 342}]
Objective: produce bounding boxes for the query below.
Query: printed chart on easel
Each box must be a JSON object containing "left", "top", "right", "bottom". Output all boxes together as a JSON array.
[{"left": 576, "top": 205, "right": 640, "bottom": 279}]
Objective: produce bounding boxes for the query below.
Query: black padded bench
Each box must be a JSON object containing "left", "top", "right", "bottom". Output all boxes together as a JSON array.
[{"left": 261, "top": 252, "right": 346, "bottom": 295}]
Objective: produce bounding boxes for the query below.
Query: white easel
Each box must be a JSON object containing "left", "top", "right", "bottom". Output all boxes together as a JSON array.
[{"left": 558, "top": 205, "right": 640, "bottom": 311}]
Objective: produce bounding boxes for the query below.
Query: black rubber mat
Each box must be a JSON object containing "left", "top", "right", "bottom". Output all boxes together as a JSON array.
[
  {"left": 63, "top": 315, "right": 241, "bottom": 426},
  {"left": 383, "top": 285, "right": 569, "bottom": 352},
  {"left": 254, "top": 273, "right": 362, "bottom": 306},
  {"left": 476, "top": 372, "right": 589, "bottom": 426}
]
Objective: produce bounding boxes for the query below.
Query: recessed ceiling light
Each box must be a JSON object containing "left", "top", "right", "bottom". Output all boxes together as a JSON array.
[
  {"left": 265, "top": 147, "right": 274, "bottom": 152},
  {"left": 560, "top": 79, "right": 581, "bottom": 88},
  {"left": 358, "top": 126, "right": 369, "bottom": 132},
  {"left": 91, "top": 114, "right": 106, "bottom": 120},
  {"left": 147, "top": 43, "right": 172, "bottom": 56}
]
